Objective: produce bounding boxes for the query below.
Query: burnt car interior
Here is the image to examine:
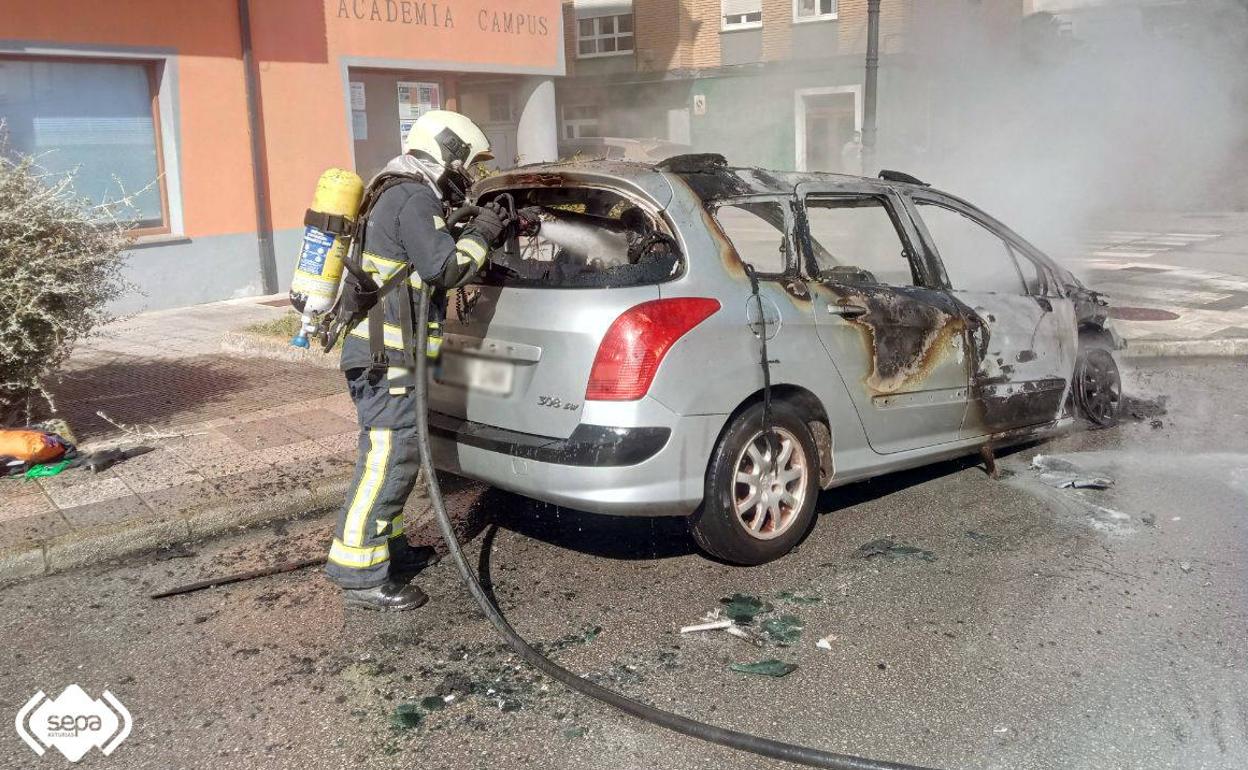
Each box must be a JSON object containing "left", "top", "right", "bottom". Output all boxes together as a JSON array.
[{"left": 476, "top": 186, "right": 682, "bottom": 288}]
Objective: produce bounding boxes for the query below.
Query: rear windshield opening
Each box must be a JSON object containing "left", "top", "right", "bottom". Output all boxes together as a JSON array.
[{"left": 474, "top": 187, "right": 682, "bottom": 288}]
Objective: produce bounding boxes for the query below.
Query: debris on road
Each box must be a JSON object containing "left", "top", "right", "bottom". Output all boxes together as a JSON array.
[
  {"left": 150, "top": 556, "right": 325, "bottom": 599},
  {"left": 72, "top": 444, "right": 154, "bottom": 473},
  {"left": 725, "top": 624, "right": 766, "bottom": 647},
  {"left": 680, "top": 611, "right": 734, "bottom": 634},
  {"left": 761, "top": 615, "right": 803, "bottom": 646},
  {"left": 729, "top": 659, "right": 798, "bottom": 678},
  {"left": 815, "top": 635, "right": 837, "bottom": 650},
  {"left": 1123, "top": 395, "right": 1168, "bottom": 422},
  {"left": 853, "top": 537, "right": 938, "bottom": 562},
  {"left": 1031, "top": 455, "right": 1114, "bottom": 489},
  {"left": 1180, "top": 561, "right": 1193, "bottom": 574},
  {"left": 719, "top": 593, "right": 772, "bottom": 625},
  {"left": 776, "top": 591, "right": 822, "bottom": 605},
  {"left": 391, "top": 703, "right": 423, "bottom": 730}
]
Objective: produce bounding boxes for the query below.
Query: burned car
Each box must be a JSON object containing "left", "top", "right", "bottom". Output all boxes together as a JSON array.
[{"left": 427, "top": 155, "right": 1123, "bottom": 565}]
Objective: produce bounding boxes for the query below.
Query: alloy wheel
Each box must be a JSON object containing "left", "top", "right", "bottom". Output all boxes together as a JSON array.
[{"left": 731, "top": 427, "right": 809, "bottom": 540}]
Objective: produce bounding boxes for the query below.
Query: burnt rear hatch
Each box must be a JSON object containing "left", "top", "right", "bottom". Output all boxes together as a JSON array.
[{"left": 428, "top": 167, "right": 685, "bottom": 441}]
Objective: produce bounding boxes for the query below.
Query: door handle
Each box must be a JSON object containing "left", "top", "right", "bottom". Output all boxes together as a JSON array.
[{"left": 827, "top": 302, "right": 868, "bottom": 319}]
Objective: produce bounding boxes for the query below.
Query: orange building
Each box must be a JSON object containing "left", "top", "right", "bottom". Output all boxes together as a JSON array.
[{"left": 0, "top": 0, "right": 565, "bottom": 310}]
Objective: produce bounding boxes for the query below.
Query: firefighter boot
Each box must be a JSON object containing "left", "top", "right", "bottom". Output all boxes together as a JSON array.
[{"left": 342, "top": 578, "right": 429, "bottom": 611}]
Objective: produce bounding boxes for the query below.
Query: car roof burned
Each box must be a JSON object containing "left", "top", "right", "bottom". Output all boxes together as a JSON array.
[{"left": 655, "top": 153, "right": 925, "bottom": 202}]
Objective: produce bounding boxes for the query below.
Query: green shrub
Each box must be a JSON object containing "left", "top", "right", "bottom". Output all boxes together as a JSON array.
[{"left": 0, "top": 134, "right": 133, "bottom": 423}]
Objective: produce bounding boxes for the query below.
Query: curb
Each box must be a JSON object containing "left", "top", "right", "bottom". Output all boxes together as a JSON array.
[
  {"left": 0, "top": 474, "right": 354, "bottom": 584},
  {"left": 220, "top": 330, "right": 342, "bottom": 370},
  {"left": 1120, "top": 337, "right": 1248, "bottom": 359}
]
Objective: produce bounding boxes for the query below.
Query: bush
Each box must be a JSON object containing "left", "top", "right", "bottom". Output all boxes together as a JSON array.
[{"left": 0, "top": 135, "right": 133, "bottom": 424}]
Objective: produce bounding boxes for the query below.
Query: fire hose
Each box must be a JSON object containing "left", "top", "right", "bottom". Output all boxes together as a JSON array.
[{"left": 404, "top": 209, "right": 942, "bottom": 770}]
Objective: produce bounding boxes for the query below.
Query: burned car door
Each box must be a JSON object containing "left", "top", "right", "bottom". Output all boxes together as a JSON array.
[
  {"left": 905, "top": 194, "right": 1076, "bottom": 436},
  {"left": 795, "top": 184, "right": 971, "bottom": 454}
]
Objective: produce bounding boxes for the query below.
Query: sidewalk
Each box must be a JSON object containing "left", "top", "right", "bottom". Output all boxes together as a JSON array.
[
  {"left": 1062, "top": 211, "right": 1248, "bottom": 356},
  {"left": 0, "top": 297, "right": 367, "bottom": 580}
]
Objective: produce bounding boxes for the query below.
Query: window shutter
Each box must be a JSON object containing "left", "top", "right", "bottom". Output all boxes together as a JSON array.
[
  {"left": 574, "top": 0, "right": 633, "bottom": 19},
  {"left": 722, "top": 0, "right": 762, "bottom": 18}
]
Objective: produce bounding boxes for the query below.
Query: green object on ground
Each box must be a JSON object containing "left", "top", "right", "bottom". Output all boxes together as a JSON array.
[
  {"left": 776, "top": 591, "right": 823, "bottom": 605},
  {"left": 391, "top": 703, "right": 423, "bottom": 730},
  {"left": 419, "top": 696, "right": 447, "bottom": 711},
  {"left": 730, "top": 659, "right": 798, "bottom": 678},
  {"left": 23, "top": 460, "right": 69, "bottom": 479},
  {"left": 761, "top": 614, "right": 804, "bottom": 645},
  {"left": 720, "top": 593, "right": 772, "bottom": 625},
  {"left": 562, "top": 726, "right": 587, "bottom": 739},
  {"left": 888, "top": 545, "right": 938, "bottom": 562}
]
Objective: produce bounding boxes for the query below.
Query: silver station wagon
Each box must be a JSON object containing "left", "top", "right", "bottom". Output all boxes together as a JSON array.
[{"left": 428, "top": 155, "right": 1123, "bottom": 565}]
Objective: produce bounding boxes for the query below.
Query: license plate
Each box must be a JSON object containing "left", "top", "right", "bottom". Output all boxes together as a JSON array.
[{"left": 437, "top": 353, "right": 514, "bottom": 395}]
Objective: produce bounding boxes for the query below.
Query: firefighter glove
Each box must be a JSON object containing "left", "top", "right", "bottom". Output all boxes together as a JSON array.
[{"left": 464, "top": 201, "right": 512, "bottom": 248}]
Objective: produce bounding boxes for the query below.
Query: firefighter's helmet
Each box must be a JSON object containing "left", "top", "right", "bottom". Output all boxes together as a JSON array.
[{"left": 403, "top": 110, "right": 494, "bottom": 167}]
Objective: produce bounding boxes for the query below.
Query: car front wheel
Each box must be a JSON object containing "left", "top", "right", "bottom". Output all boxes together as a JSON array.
[{"left": 688, "top": 402, "right": 820, "bottom": 565}]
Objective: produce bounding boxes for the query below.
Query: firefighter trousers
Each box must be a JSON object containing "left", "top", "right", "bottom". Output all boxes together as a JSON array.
[{"left": 325, "top": 367, "right": 425, "bottom": 589}]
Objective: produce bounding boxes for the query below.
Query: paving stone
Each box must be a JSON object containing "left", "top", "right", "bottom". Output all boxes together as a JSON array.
[
  {"left": 1, "top": 478, "right": 45, "bottom": 503},
  {"left": 195, "top": 450, "right": 275, "bottom": 480},
  {"left": 317, "top": 431, "right": 361, "bottom": 454},
  {"left": 61, "top": 494, "right": 154, "bottom": 528},
  {"left": 137, "top": 480, "right": 223, "bottom": 518},
  {"left": 278, "top": 408, "right": 358, "bottom": 439},
  {"left": 110, "top": 446, "right": 207, "bottom": 494},
  {"left": 39, "top": 473, "right": 133, "bottom": 509},
  {"left": 0, "top": 511, "right": 70, "bottom": 548},
  {"left": 210, "top": 467, "right": 314, "bottom": 503},
  {"left": 254, "top": 439, "right": 332, "bottom": 467},
  {"left": 215, "top": 416, "right": 310, "bottom": 451},
  {"left": 0, "top": 485, "right": 56, "bottom": 522}
]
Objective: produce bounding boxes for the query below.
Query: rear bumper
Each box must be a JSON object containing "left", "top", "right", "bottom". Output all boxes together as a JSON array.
[{"left": 428, "top": 409, "right": 723, "bottom": 517}]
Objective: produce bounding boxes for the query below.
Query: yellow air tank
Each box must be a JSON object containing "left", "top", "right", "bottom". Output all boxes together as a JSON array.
[{"left": 289, "top": 168, "right": 365, "bottom": 348}]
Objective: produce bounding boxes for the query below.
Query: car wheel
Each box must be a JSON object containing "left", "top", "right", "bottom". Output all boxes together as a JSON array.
[
  {"left": 1073, "top": 347, "right": 1122, "bottom": 427},
  {"left": 689, "top": 401, "right": 820, "bottom": 566}
]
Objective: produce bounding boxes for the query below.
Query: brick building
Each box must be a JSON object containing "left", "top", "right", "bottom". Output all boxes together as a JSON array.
[{"left": 557, "top": 0, "right": 1022, "bottom": 171}]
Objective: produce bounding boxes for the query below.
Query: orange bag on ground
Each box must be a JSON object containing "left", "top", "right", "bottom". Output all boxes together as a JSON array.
[{"left": 0, "top": 430, "right": 67, "bottom": 463}]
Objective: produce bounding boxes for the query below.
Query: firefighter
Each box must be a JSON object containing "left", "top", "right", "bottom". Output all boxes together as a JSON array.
[{"left": 326, "top": 110, "right": 512, "bottom": 610}]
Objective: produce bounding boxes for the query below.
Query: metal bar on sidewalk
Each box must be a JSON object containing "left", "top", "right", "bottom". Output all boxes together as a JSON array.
[{"left": 150, "top": 557, "right": 325, "bottom": 599}]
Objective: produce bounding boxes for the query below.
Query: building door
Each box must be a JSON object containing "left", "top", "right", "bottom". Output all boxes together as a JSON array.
[
  {"left": 459, "top": 83, "right": 518, "bottom": 170},
  {"left": 798, "top": 91, "right": 858, "bottom": 173}
]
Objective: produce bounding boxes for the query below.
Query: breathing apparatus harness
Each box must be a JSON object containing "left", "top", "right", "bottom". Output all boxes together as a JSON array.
[{"left": 401, "top": 213, "right": 940, "bottom": 770}]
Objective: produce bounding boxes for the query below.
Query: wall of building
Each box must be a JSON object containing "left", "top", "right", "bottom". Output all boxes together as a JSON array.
[{"left": 3, "top": 0, "right": 564, "bottom": 312}]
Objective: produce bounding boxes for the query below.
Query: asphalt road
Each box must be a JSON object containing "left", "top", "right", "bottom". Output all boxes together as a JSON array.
[{"left": 3, "top": 357, "right": 1246, "bottom": 770}]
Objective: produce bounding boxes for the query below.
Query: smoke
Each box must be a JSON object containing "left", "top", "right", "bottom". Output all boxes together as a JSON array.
[
  {"left": 538, "top": 219, "right": 631, "bottom": 266},
  {"left": 876, "top": 0, "right": 1248, "bottom": 256}
]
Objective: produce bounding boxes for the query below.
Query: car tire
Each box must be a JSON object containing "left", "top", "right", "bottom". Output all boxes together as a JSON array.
[{"left": 688, "top": 401, "right": 820, "bottom": 566}]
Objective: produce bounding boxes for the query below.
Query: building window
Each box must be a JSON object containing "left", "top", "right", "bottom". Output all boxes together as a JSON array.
[
  {"left": 562, "top": 104, "right": 601, "bottom": 140},
  {"left": 576, "top": 14, "right": 634, "bottom": 58},
  {"left": 0, "top": 56, "right": 168, "bottom": 233},
  {"left": 487, "top": 92, "right": 512, "bottom": 123},
  {"left": 722, "top": 0, "right": 763, "bottom": 30},
  {"left": 794, "top": 0, "right": 837, "bottom": 23}
]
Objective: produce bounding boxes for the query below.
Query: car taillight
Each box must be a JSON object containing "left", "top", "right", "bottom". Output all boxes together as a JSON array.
[{"left": 585, "top": 297, "right": 721, "bottom": 401}]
